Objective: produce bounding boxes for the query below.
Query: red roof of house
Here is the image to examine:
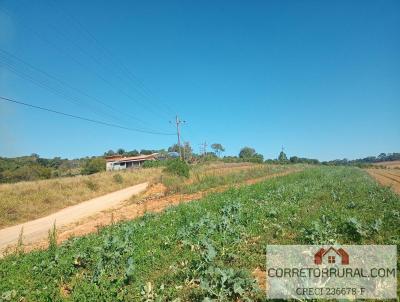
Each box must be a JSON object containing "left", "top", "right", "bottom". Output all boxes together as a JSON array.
[{"left": 105, "top": 153, "right": 158, "bottom": 163}]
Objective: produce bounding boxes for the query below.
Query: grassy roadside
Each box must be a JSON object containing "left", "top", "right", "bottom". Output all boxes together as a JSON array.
[
  {"left": 161, "top": 163, "right": 298, "bottom": 194},
  {"left": 0, "top": 166, "right": 398, "bottom": 301},
  {"left": 0, "top": 168, "right": 162, "bottom": 228}
]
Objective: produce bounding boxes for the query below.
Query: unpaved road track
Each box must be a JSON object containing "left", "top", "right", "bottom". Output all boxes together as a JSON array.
[{"left": 0, "top": 182, "right": 148, "bottom": 253}]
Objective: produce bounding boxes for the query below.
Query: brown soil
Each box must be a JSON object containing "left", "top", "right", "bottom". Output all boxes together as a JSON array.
[
  {"left": 366, "top": 169, "right": 400, "bottom": 194},
  {"left": 252, "top": 267, "right": 266, "bottom": 291},
  {"left": 12, "top": 169, "right": 300, "bottom": 254}
]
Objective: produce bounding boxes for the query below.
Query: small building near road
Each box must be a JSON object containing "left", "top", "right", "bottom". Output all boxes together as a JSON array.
[{"left": 106, "top": 153, "right": 158, "bottom": 171}]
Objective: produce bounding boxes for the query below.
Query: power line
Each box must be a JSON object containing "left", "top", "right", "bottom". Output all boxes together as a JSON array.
[
  {"left": 0, "top": 96, "right": 175, "bottom": 136},
  {"left": 0, "top": 48, "right": 164, "bottom": 130},
  {"left": 0, "top": 58, "right": 122, "bottom": 123},
  {"left": 0, "top": 7, "right": 171, "bottom": 124},
  {"left": 48, "top": 0, "right": 176, "bottom": 117},
  {"left": 1, "top": 59, "right": 170, "bottom": 135}
]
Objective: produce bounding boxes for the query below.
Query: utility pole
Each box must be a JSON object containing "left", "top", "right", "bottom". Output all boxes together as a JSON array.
[
  {"left": 170, "top": 115, "right": 185, "bottom": 160},
  {"left": 200, "top": 141, "right": 208, "bottom": 157}
]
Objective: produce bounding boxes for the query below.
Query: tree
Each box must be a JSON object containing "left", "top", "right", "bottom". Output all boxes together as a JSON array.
[
  {"left": 117, "top": 148, "right": 125, "bottom": 155},
  {"left": 239, "top": 147, "right": 256, "bottom": 159},
  {"left": 278, "top": 151, "right": 288, "bottom": 162},
  {"left": 251, "top": 153, "right": 264, "bottom": 163},
  {"left": 104, "top": 150, "right": 115, "bottom": 156},
  {"left": 126, "top": 149, "right": 139, "bottom": 156},
  {"left": 182, "top": 142, "right": 193, "bottom": 161},
  {"left": 30, "top": 153, "right": 40, "bottom": 159},
  {"left": 81, "top": 158, "right": 106, "bottom": 175},
  {"left": 378, "top": 153, "right": 387, "bottom": 161},
  {"left": 211, "top": 143, "right": 225, "bottom": 157},
  {"left": 168, "top": 144, "right": 180, "bottom": 153},
  {"left": 168, "top": 143, "right": 192, "bottom": 161},
  {"left": 239, "top": 147, "right": 263, "bottom": 163},
  {"left": 140, "top": 149, "right": 155, "bottom": 155}
]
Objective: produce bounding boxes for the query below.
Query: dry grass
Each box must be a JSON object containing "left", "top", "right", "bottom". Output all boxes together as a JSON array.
[
  {"left": 0, "top": 168, "right": 162, "bottom": 228},
  {"left": 372, "top": 160, "right": 400, "bottom": 169}
]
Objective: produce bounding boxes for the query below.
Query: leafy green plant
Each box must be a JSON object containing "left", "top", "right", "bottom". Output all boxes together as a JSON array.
[
  {"left": 142, "top": 160, "right": 168, "bottom": 168},
  {"left": 163, "top": 159, "right": 190, "bottom": 178},
  {"left": 302, "top": 221, "right": 338, "bottom": 244},
  {"left": 81, "top": 158, "right": 106, "bottom": 175},
  {"left": 343, "top": 217, "right": 367, "bottom": 242}
]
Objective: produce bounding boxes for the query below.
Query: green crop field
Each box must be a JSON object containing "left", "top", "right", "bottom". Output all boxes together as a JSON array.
[{"left": 0, "top": 166, "right": 399, "bottom": 301}]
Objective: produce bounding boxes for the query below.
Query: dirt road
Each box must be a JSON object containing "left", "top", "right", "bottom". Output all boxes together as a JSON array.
[{"left": 0, "top": 182, "right": 148, "bottom": 253}]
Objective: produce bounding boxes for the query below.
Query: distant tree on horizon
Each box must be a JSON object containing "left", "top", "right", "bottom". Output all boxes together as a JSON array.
[
  {"left": 117, "top": 148, "right": 125, "bottom": 155},
  {"left": 126, "top": 150, "right": 139, "bottom": 156},
  {"left": 211, "top": 143, "right": 225, "bottom": 157},
  {"left": 239, "top": 147, "right": 264, "bottom": 163},
  {"left": 168, "top": 143, "right": 193, "bottom": 161},
  {"left": 278, "top": 151, "right": 288, "bottom": 162},
  {"left": 239, "top": 147, "right": 256, "bottom": 159},
  {"left": 104, "top": 150, "right": 115, "bottom": 156}
]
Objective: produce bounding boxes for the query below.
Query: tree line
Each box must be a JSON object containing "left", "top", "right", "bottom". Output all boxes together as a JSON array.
[{"left": 1, "top": 147, "right": 399, "bottom": 184}]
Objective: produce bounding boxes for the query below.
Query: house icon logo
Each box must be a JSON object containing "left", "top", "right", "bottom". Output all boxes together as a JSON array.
[{"left": 314, "top": 247, "right": 349, "bottom": 265}]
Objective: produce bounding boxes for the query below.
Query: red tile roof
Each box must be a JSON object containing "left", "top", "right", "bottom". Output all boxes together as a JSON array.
[{"left": 105, "top": 153, "right": 158, "bottom": 163}]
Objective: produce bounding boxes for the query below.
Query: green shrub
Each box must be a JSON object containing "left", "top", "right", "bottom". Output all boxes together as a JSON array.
[
  {"left": 81, "top": 158, "right": 105, "bottom": 175},
  {"left": 142, "top": 160, "right": 167, "bottom": 168},
  {"left": 163, "top": 159, "right": 190, "bottom": 178}
]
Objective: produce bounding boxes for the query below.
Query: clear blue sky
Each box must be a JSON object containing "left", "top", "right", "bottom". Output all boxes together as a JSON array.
[{"left": 0, "top": 0, "right": 399, "bottom": 161}]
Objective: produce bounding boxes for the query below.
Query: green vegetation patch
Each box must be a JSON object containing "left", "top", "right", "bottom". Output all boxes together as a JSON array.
[
  {"left": 0, "top": 167, "right": 399, "bottom": 301},
  {"left": 164, "top": 159, "right": 190, "bottom": 178}
]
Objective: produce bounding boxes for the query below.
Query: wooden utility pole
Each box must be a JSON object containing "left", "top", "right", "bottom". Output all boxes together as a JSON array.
[{"left": 171, "top": 115, "right": 185, "bottom": 159}]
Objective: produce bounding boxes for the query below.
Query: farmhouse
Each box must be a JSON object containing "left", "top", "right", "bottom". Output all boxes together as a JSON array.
[{"left": 105, "top": 153, "right": 158, "bottom": 171}]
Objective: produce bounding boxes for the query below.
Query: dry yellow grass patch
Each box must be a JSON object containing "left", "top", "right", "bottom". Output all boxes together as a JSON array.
[{"left": 0, "top": 168, "right": 161, "bottom": 228}]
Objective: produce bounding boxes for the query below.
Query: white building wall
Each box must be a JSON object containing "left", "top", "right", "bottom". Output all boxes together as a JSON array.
[{"left": 106, "top": 162, "right": 127, "bottom": 171}]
